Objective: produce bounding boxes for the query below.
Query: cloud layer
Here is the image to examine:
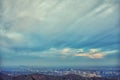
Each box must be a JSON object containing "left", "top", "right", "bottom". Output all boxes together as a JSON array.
[
  {"left": 18, "top": 48, "right": 118, "bottom": 59},
  {"left": 0, "top": 0, "right": 119, "bottom": 66}
]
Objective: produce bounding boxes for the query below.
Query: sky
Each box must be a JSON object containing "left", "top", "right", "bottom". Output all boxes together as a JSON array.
[{"left": 0, "top": 0, "right": 120, "bottom": 67}]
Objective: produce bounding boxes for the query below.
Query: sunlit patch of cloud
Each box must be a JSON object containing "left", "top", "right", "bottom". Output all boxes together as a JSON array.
[{"left": 15, "top": 47, "right": 118, "bottom": 59}]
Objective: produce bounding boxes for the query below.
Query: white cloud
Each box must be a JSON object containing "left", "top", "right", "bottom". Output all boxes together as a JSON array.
[
  {"left": 90, "top": 49, "right": 99, "bottom": 53},
  {"left": 88, "top": 53, "right": 104, "bottom": 59},
  {"left": 74, "top": 52, "right": 104, "bottom": 59},
  {"left": 99, "top": 6, "right": 116, "bottom": 17},
  {"left": 15, "top": 47, "right": 118, "bottom": 59},
  {"left": 74, "top": 49, "right": 118, "bottom": 59},
  {"left": 0, "top": 29, "right": 24, "bottom": 42},
  {"left": 61, "top": 48, "right": 72, "bottom": 55},
  {"left": 74, "top": 53, "right": 88, "bottom": 57}
]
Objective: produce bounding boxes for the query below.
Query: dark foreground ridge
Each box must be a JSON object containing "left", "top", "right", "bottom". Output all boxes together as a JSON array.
[{"left": 0, "top": 73, "right": 119, "bottom": 80}]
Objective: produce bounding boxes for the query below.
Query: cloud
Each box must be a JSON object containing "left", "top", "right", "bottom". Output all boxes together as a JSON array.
[
  {"left": 74, "top": 48, "right": 105, "bottom": 59},
  {"left": 15, "top": 47, "right": 118, "bottom": 60},
  {"left": 75, "top": 53, "right": 104, "bottom": 59},
  {"left": 1, "top": 31, "right": 24, "bottom": 42},
  {"left": 0, "top": 0, "right": 119, "bottom": 48},
  {"left": 61, "top": 48, "right": 72, "bottom": 55},
  {"left": 90, "top": 49, "right": 99, "bottom": 53},
  {"left": 89, "top": 53, "right": 104, "bottom": 59},
  {"left": 0, "top": 0, "right": 119, "bottom": 66},
  {"left": 74, "top": 49, "right": 118, "bottom": 59}
]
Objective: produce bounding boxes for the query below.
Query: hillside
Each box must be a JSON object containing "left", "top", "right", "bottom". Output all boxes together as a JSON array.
[{"left": 0, "top": 73, "right": 119, "bottom": 80}]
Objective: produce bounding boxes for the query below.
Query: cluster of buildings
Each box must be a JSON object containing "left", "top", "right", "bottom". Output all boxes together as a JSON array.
[{"left": 1, "top": 67, "right": 120, "bottom": 78}]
